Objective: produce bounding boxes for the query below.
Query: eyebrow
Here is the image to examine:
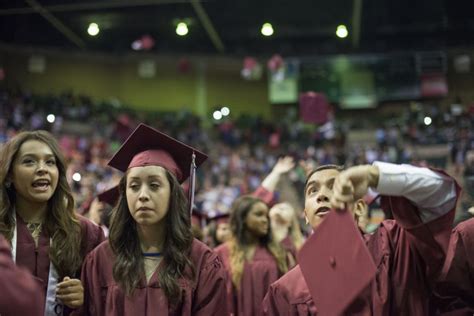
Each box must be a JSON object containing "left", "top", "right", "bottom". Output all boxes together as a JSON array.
[
  {"left": 20, "top": 153, "right": 55, "bottom": 159},
  {"left": 305, "top": 177, "right": 336, "bottom": 193}
]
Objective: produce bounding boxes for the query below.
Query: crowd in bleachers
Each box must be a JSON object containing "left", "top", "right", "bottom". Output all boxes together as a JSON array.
[{"left": 1, "top": 89, "right": 473, "bottom": 223}]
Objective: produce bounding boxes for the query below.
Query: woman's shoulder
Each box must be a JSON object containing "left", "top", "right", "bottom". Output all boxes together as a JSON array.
[
  {"left": 77, "top": 214, "right": 106, "bottom": 253},
  {"left": 190, "top": 239, "right": 225, "bottom": 270}
]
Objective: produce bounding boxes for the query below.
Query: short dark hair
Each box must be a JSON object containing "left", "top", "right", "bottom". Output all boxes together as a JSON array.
[{"left": 304, "top": 164, "right": 345, "bottom": 194}]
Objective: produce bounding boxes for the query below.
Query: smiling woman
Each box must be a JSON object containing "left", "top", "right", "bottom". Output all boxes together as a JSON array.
[
  {"left": 80, "top": 123, "right": 227, "bottom": 315},
  {"left": 0, "top": 130, "right": 105, "bottom": 315}
]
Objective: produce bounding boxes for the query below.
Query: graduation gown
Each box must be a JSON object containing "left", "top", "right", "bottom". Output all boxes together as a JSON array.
[
  {"left": 433, "top": 217, "right": 474, "bottom": 314},
  {"left": 15, "top": 214, "right": 105, "bottom": 315},
  {"left": 0, "top": 235, "right": 42, "bottom": 316},
  {"left": 262, "top": 195, "right": 456, "bottom": 315},
  {"left": 81, "top": 238, "right": 227, "bottom": 316},
  {"left": 215, "top": 243, "right": 283, "bottom": 316}
]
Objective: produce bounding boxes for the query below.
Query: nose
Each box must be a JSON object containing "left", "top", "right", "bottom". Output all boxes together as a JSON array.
[
  {"left": 316, "top": 187, "right": 330, "bottom": 203},
  {"left": 36, "top": 162, "right": 48, "bottom": 175},
  {"left": 138, "top": 188, "right": 150, "bottom": 202}
]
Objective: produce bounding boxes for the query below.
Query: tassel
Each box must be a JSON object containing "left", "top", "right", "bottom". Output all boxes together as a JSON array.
[{"left": 188, "top": 152, "right": 197, "bottom": 216}]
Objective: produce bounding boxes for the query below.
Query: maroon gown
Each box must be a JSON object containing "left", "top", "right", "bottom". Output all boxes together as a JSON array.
[
  {"left": 262, "top": 195, "right": 457, "bottom": 315},
  {"left": 433, "top": 217, "right": 474, "bottom": 314},
  {"left": 14, "top": 214, "right": 105, "bottom": 315},
  {"left": 81, "top": 238, "right": 227, "bottom": 315},
  {"left": 0, "top": 235, "right": 42, "bottom": 316},
  {"left": 215, "top": 243, "right": 283, "bottom": 316}
]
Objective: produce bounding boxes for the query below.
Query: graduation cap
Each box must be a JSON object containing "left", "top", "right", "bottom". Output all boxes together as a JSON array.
[
  {"left": 209, "top": 213, "right": 230, "bottom": 225},
  {"left": 191, "top": 211, "right": 208, "bottom": 228},
  {"left": 97, "top": 185, "right": 120, "bottom": 208},
  {"left": 108, "top": 123, "right": 208, "bottom": 214},
  {"left": 298, "top": 209, "right": 377, "bottom": 315}
]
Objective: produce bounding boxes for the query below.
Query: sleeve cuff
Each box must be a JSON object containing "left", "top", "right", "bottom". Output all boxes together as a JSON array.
[{"left": 372, "top": 161, "right": 407, "bottom": 197}]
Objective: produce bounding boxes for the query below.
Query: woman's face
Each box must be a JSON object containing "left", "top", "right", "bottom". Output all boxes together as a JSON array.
[
  {"left": 11, "top": 140, "right": 59, "bottom": 206},
  {"left": 126, "top": 166, "right": 171, "bottom": 227},
  {"left": 245, "top": 201, "right": 269, "bottom": 238},
  {"left": 216, "top": 222, "right": 231, "bottom": 243}
]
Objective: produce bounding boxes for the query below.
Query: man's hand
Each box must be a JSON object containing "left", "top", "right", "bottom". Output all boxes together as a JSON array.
[
  {"left": 56, "top": 277, "right": 84, "bottom": 309},
  {"left": 331, "top": 165, "right": 379, "bottom": 209}
]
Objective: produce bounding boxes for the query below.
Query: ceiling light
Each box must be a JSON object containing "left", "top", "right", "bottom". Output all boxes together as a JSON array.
[
  {"left": 72, "top": 172, "right": 82, "bottom": 182},
  {"left": 46, "top": 114, "right": 55, "bottom": 123},
  {"left": 424, "top": 116, "right": 432, "bottom": 126},
  {"left": 221, "top": 107, "right": 230, "bottom": 116},
  {"left": 176, "top": 22, "right": 189, "bottom": 36},
  {"left": 88, "top": 23, "right": 100, "bottom": 36},
  {"left": 336, "top": 25, "right": 348, "bottom": 38},
  {"left": 261, "top": 23, "right": 274, "bottom": 36},
  {"left": 213, "top": 110, "right": 223, "bottom": 120}
]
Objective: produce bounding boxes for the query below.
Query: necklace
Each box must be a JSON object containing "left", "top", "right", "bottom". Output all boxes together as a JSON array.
[{"left": 26, "top": 222, "right": 43, "bottom": 245}]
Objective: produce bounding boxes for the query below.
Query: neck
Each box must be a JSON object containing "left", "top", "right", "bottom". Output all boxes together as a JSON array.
[
  {"left": 137, "top": 223, "right": 165, "bottom": 253},
  {"left": 272, "top": 223, "right": 289, "bottom": 243},
  {"left": 243, "top": 230, "right": 260, "bottom": 246},
  {"left": 15, "top": 198, "right": 47, "bottom": 223}
]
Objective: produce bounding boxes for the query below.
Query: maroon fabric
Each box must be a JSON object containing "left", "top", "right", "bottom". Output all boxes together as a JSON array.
[
  {"left": 252, "top": 186, "right": 276, "bottom": 206},
  {"left": 0, "top": 235, "right": 42, "bottom": 316},
  {"left": 14, "top": 214, "right": 105, "bottom": 315},
  {"left": 280, "top": 235, "right": 297, "bottom": 261},
  {"left": 81, "top": 239, "right": 227, "bottom": 315},
  {"left": 215, "top": 243, "right": 282, "bottom": 316},
  {"left": 433, "top": 218, "right": 474, "bottom": 314},
  {"left": 262, "top": 196, "right": 457, "bottom": 315}
]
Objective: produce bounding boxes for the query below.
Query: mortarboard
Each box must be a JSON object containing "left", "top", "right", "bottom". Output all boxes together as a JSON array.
[
  {"left": 191, "top": 211, "right": 208, "bottom": 228},
  {"left": 298, "top": 209, "right": 377, "bottom": 315},
  {"left": 97, "top": 185, "right": 120, "bottom": 208},
  {"left": 209, "top": 213, "right": 230, "bottom": 225},
  {"left": 107, "top": 123, "right": 208, "bottom": 214}
]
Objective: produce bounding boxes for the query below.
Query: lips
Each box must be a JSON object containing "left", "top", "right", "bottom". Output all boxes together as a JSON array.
[
  {"left": 32, "top": 179, "right": 50, "bottom": 190},
  {"left": 137, "top": 207, "right": 153, "bottom": 212},
  {"left": 315, "top": 206, "right": 330, "bottom": 216}
]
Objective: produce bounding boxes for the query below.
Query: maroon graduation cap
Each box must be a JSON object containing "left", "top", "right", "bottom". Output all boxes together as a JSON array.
[
  {"left": 107, "top": 123, "right": 208, "bottom": 214},
  {"left": 97, "top": 185, "right": 120, "bottom": 208},
  {"left": 298, "top": 209, "right": 377, "bottom": 315}
]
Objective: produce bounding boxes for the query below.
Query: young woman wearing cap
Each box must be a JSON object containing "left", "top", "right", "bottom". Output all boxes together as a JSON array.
[
  {"left": 0, "top": 130, "right": 105, "bottom": 315},
  {"left": 80, "top": 124, "right": 227, "bottom": 315}
]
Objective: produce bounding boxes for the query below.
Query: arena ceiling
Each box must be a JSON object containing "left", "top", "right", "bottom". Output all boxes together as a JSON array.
[{"left": 0, "top": 0, "right": 473, "bottom": 57}]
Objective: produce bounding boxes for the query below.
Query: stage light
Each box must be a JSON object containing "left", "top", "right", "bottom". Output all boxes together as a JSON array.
[
  {"left": 46, "top": 114, "right": 55, "bottom": 123},
  {"left": 213, "top": 110, "right": 223, "bottom": 120},
  {"left": 221, "top": 107, "right": 230, "bottom": 116},
  {"left": 88, "top": 23, "right": 100, "bottom": 36},
  {"left": 336, "top": 25, "right": 348, "bottom": 38},
  {"left": 261, "top": 23, "right": 274, "bottom": 36},
  {"left": 176, "top": 22, "right": 189, "bottom": 36},
  {"left": 72, "top": 172, "right": 82, "bottom": 182}
]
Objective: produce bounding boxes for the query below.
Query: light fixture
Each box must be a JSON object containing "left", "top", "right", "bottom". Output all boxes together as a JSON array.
[
  {"left": 72, "top": 172, "right": 82, "bottom": 182},
  {"left": 221, "top": 107, "right": 230, "bottom": 116},
  {"left": 46, "top": 114, "right": 55, "bottom": 123},
  {"left": 424, "top": 116, "right": 432, "bottom": 126},
  {"left": 176, "top": 22, "right": 189, "bottom": 36},
  {"left": 213, "top": 110, "right": 223, "bottom": 120},
  {"left": 261, "top": 23, "right": 274, "bottom": 36},
  {"left": 87, "top": 23, "right": 100, "bottom": 36},
  {"left": 336, "top": 25, "right": 348, "bottom": 38}
]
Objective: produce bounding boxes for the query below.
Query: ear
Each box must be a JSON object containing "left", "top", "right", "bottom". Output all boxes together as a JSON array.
[
  {"left": 303, "top": 208, "right": 309, "bottom": 225},
  {"left": 354, "top": 199, "right": 368, "bottom": 224}
]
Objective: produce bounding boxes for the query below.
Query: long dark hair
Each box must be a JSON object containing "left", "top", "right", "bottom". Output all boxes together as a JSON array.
[
  {"left": 0, "top": 131, "right": 82, "bottom": 278},
  {"left": 109, "top": 169, "right": 195, "bottom": 305},
  {"left": 228, "top": 195, "right": 288, "bottom": 288}
]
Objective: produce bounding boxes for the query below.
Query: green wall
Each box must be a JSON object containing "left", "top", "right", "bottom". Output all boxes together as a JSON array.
[{"left": 1, "top": 51, "right": 271, "bottom": 119}]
